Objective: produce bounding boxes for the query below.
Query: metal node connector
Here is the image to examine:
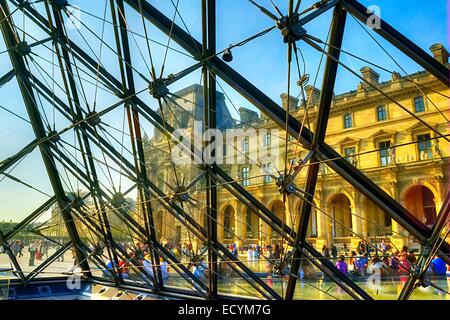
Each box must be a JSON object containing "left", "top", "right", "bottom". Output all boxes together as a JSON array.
[
  {"left": 86, "top": 111, "right": 101, "bottom": 127},
  {"left": 276, "top": 174, "right": 297, "bottom": 195},
  {"left": 48, "top": 130, "right": 60, "bottom": 143},
  {"left": 111, "top": 192, "right": 126, "bottom": 208},
  {"left": 14, "top": 41, "right": 31, "bottom": 56},
  {"left": 149, "top": 79, "right": 169, "bottom": 99},
  {"left": 277, "top": 14, "right": 307, "bottom": 44}
]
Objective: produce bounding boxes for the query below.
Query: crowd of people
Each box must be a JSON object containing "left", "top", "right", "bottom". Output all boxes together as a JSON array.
[
  {"left": 9, "top": 239, "right": 53, "bottom": 267},
  {"left": 328, "top": 241, "right": 448, "bottom": 281},
  {"left": 3, "top": 237, "right": 448, "bottom": 287}
]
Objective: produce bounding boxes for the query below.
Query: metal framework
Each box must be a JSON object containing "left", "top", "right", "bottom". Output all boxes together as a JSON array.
[{"left": 0, "top": 0, "right": 448, "bottom": 300}]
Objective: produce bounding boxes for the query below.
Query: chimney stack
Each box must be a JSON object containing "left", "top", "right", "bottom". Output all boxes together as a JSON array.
[
  {"left": 239, "top": 107, "right": 258, "bottom": 124},
  {"left": 280, "top": 93, "right": 299, "bottom": 111},
  {"left": 304, "top": 85, "right": 321, "bottom": 106},
  {"left": 430, "top": 43, "right": 449, "bottom": 65},
  {"left": 360, "top": 66, "right": 380, "bottom": 85}
]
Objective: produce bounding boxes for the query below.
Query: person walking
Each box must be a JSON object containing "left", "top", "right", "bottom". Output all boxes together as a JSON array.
[
  {"left": 28, "top": 242, "right": 37, "bottom": 267},
  {"left": 336, "top": 255, "right": 348, "bottom": 276}
]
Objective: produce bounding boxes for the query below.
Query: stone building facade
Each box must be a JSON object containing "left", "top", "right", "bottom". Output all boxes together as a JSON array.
[{"left": 143, "top": 43, "right": 449, "bottom": 251}]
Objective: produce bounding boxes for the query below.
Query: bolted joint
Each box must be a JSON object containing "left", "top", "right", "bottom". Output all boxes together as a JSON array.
[
  {"left": 148, "top": 79, "right": 169, "bottom": 99},
  {"left": 14, "top": 41, "right": 31, "bottom": 56},
  {"left": 86, "top": 111, "right": 101, "bottom": 127},
  {"left": 171, "top": 186, "right": 190, "bottom": 203},
  {"left": 277, "top": 14, "right": 307, "bottom": 43},
  {"left": 70, "top": 196, "right": 84, "bottom": 210},
  {"left": 276, "top": 174, "right": 297, "bottom": 195},
  {"left": 111, "top": 192, "right": 126, "bottom": 208},
  {"left": 48, "top": 130, "right": 61, "bottom": 143}
]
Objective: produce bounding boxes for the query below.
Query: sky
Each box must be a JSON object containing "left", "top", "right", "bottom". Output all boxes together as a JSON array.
[{"left": 0, "top": 0, "right": 448, "bottom": 223}]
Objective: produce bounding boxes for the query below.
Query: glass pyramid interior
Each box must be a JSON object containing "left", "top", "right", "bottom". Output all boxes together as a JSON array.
[{"left": 0, "top": 0, "right": 449, "bottom": 300}]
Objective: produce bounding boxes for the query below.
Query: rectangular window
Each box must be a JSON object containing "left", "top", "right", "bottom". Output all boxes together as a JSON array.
[
  {"left": 242, "top": 137, "right": 249, "bottom": 153},
  {"left": 344, "top": 113, "right": 353, "bottom": 129},
  {"left": 263, "top": 133, "right": 271, "bottom": 147},
  {"left": 241, "top": 166, "right": 250, "bottom": 186},
  {"left": 344, "top": 147, "right": 356, "bottom": 164},
  {"left": 377, "top": 105, "right": 387, "bottom": 121},
  {"left": 262, "top": 163, "right": 273, "bottom": 184},
  {"left": 414, "top": 96, "right": 425, "bottom": 113},
  {"left": 379, "top": 141, "right": 391, "bottom": 167},
  {"left": 417, "top": 134, "right": 432, "bottom": 160}
]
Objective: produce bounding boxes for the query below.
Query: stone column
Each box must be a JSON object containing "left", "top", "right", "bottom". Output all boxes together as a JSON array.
[
  {"left": 235, "top": 203, "right": 246, "bottom": 248},
  {"left": 315, "top": 189, "right": 327, "bottom": 250},
  {"left": 218, "top": 210, "right": 225, "bottom": 244},
  {"left": 350, "top": 190, "right": 363, "bottom": 248},
  {"left": 390, "top": 181, "right": 408, "bottom": 248}
]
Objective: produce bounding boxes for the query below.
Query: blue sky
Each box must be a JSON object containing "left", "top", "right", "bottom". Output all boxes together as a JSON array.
[{"left": 0, "top": 0, "right": 448, "bottom": 222}]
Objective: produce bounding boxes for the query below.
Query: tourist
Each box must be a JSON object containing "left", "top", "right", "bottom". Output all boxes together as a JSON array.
[
  {"left": 369, "top": 255, "right": 388, "bottom": 275},
  {"left": 407, "top": 250, "right": 417, "bottom": 265},
  {"left": 336, "top": 255, "right": 348, "bottom": 276},
  {"left": 355, "top": 253, "right": 369, "bottom": 277},
  {"left": 399, "top": 248, "right": 411, "bottom": 274},
  {"left": 247, "top": 246, "right": 253, "bottom": 262},
  {"left": 104, "top": 259, "right": 118, "bottom": 278},
  {"left": 193, "top": 257, "right": 208, "bottom": 282},
  {"left": 35, "top": 242, "right": 42, "bottom": 261},
  {"left": 380, "top": 239, "right": 390, "bottom": 253},
  {"left": 160, "top": 258, "right": 169, "bottom": 280},
  {"left": 143, "top": 254, "right": 154, "bottom": 278},
  {"left": 322, "top": 245, "right": 330, "bottom": 259},
  {"left": 429, "top": 256, "right": 446, "bottom": 277},
  {"left": 28, "top": 241, "right": 37, "bottom": 266},
  {"left": 389, "top": 251, "right": 400, "bottom": 273},
  {"left": 331, "top": 245, "right": 338, "bottom": 259},
  {"left": 340, "top": 243, "right": 349, "bottom": 257},
  {"left": 349, "top": 251, "right": 357, "bottom": 272}
]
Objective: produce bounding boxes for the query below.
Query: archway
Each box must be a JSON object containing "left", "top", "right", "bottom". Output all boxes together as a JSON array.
[
  {"left": 404, "top": 185, "right": 437, "bottom": 226},
  {"left": 223, "top": 205, "right": 236, "bottom": 240},
  {"left": 330, "top": 194, "right": 353, "bottom": 237}
]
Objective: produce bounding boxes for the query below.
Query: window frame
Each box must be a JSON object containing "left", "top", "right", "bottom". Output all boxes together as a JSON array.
[
  {"left": 376, "top": 105, "right": 387, "bottom": 121},
  {"left": 379, "top": 140, "right": 391, "bottom": 167},
  {"left": 343, "top": 112, "right": 353, "bottom": 129},
  {"left": 413, "top": 96, "right": 426, "bottom": 113},
  {"left": 417, "top": 133, "right": 433, "bottom": 160},
  {"left": 241, "top": 166, "right": 250, "bottom": 186}
]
